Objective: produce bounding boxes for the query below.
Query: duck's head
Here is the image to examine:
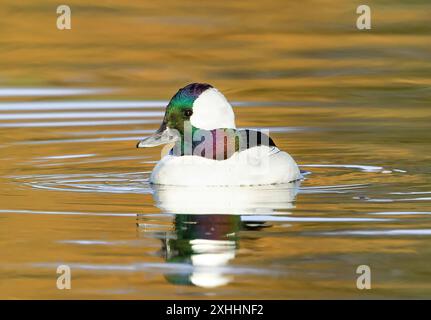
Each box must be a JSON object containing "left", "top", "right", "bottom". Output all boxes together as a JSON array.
[{"left": 137, "top": 83, "right": 236, "bottom": 148}]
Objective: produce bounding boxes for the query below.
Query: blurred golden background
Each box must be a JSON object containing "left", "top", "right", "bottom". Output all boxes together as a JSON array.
[{"left": 0, "top": 0, "right": 430, "bottom": 299}]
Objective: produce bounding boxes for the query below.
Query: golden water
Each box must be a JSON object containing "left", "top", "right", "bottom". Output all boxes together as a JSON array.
[{"left": 0, "top": 1, "right": 431, "bottom": 299}]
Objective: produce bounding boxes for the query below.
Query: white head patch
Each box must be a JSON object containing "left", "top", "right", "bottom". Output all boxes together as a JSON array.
[{"left": 190, "top": 88, "right": 236, "bottom": 130}]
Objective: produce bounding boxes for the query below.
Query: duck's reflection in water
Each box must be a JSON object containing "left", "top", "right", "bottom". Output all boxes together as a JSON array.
[
  {"left": 163, "top": 214, "right": 240, "bottom": 287},
  {"left": 145, "top": 183, "right": 300, "bottom": 288}
]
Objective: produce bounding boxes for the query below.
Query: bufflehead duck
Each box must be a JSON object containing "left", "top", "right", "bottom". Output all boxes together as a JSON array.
[{"left": 137, "top": 83, "right": 301, "bottom": 186}]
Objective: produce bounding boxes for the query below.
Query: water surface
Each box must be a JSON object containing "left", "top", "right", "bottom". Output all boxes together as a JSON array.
[{"left": 0, "top": 1, "right": 431, "bottom": 299}]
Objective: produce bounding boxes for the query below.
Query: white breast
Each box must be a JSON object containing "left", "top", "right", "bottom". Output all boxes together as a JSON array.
[{"left": 149, "top": 146, "right": 302, "bottom": 187}]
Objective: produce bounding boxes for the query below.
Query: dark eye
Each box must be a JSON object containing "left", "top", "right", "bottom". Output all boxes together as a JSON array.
[{"left": 184, "top": 109, "right": 193, "bottom": 117}]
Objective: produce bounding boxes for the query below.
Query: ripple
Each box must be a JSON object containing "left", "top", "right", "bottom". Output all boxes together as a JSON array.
[
  {"left": 19, "top": 136, "right": 150, "bottom": 145},
  {"left": 0, "top": 119, "right": 158, "bottom": 128},
  {"left": 37, "top": 154, "right": 96, "bottom": 160},
  {"left": 13, "top": 172, "right": 152, "bottom": 194},
  {"left": 0, "top": 209, "right": 135, "bottom": 217},
  {"left": 366, "top": 197, "right": 431, "bottom": 202},
  {"left": 31, "top": 262, "right": 281, "bottom": 276},
  {"left": 368, "top": 211, "right": 431, "bottom": 216},
  {"left": 66, "top": 129, "right": 155, "bottom": 136},
  {"left": 300, "top": 183, "right": 369, "bottom": 194},
  {"left": 0, "top": 111, "right": 163, "bottom": 120},
  {"left": 0, "top": 100, "right": 167, "bottom": 111},
  {"left": 301, "top": 164, "right": 385, "bottom": 173},
  {"left": 0, "top": 87, "right": 112, "bottom": 97},
  {"left": 390, "top": 191, "right": 431, "bottom": 195},
  {"left": 244, "top": 126, "right": 308, "bottom": 133},
  {"left": 58, "top": 240, "right": 144, "bottom": 246},
  {"left": 34, "top": 156, "right": 148, "bottom": 167},
  {"left": 241, "top": 215, "right": 392, "bottom": 222},
  {"left": 323, "top": 229, "right": 431, "bottom": 236}
]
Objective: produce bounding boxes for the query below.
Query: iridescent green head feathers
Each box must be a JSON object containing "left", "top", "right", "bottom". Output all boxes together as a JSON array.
[{"left": 137, "top": 83, "right": 236, "bottom": 148}]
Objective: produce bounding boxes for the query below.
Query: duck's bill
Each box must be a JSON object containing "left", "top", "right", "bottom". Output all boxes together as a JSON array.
[{"left": 137, "top": 128, "right": 179, "bottom": 148}]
